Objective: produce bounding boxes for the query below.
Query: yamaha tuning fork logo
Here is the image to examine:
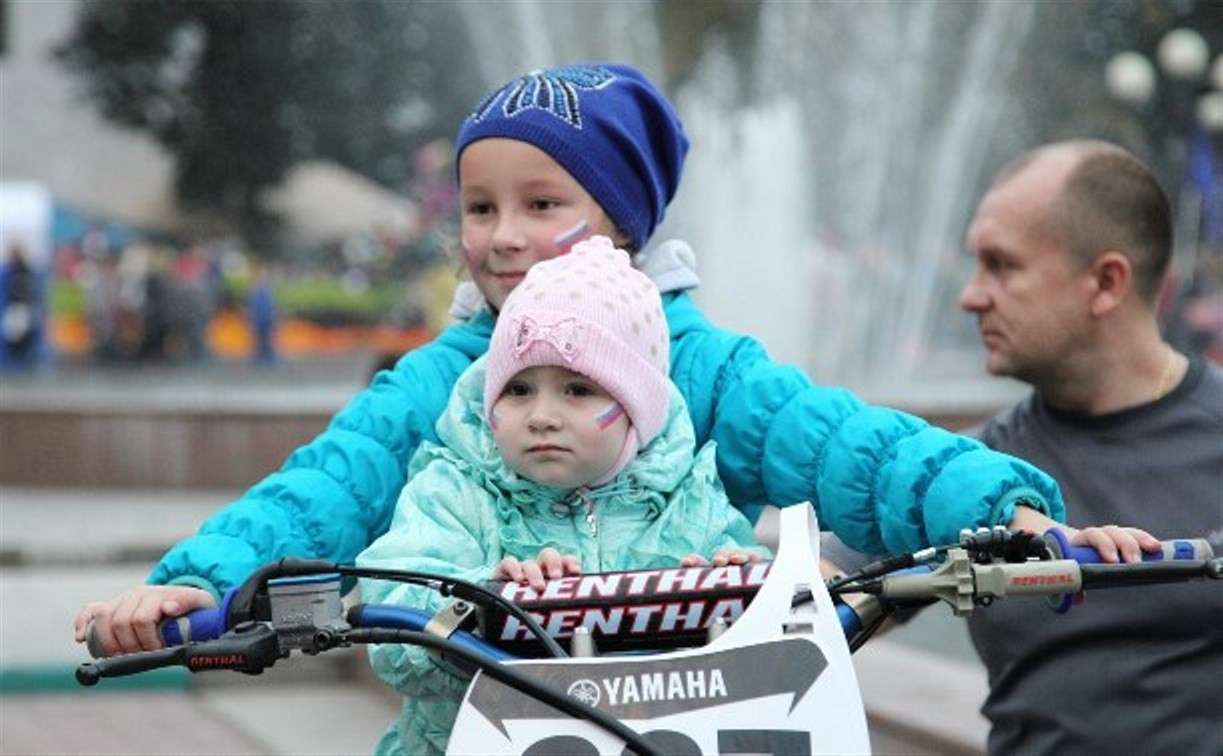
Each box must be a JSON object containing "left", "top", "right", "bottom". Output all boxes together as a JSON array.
[{"left": 566, "top": 679, "right": 601, "bottom": 707}]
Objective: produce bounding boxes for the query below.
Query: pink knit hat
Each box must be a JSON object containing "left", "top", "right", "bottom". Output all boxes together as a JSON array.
[{"left": 484, "top": 236, "right": 671, "bottom": 478}]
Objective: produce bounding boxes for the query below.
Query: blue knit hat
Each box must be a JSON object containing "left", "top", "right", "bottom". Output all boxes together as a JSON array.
[{"left": 455, "top": 63, "right": 689, "bottom": 251}]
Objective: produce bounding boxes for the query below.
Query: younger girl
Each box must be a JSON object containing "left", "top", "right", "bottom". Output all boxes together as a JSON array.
[{"left": 357, "top": 237, "right": 767, "bottom": 754}]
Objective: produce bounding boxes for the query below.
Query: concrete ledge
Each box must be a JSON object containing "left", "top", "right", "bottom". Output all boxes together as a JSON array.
[
  {"left": 0, "top": 405, "right": 335, "bottom": 488},
  {"left": 0, "top": 362, "right": 363, "bottom": 488}
]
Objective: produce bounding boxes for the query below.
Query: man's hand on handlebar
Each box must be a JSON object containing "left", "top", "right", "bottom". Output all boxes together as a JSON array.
[
  {"left": 1006, "top": 507, "right": 1162, "bottom": 563},
  {"left": 74, "top": 585, "right": 215, "bottom": 657}
]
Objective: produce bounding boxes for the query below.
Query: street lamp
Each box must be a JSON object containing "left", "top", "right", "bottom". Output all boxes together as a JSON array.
[
  {"left": 1201, "top": 53, "right": 1223, "bottom": 135},
  {"left": 1105, "top": 52, "right": 1156, "bottom": 107},
  {"left": 1198, "top": 91, "right": 1223, "bottom": 134},
  {"left": 1104, "top": 25, "right": 1220, "bottom": 183},
  {"left": 1106, "top": 28, "right": 1215, "bottom": 163},
  {"left": 1104, "top": 27, "right": 1221, "bottom": 353},
  {"left": 1156, "top": 28, "right": 1210, "bottom": 82}
]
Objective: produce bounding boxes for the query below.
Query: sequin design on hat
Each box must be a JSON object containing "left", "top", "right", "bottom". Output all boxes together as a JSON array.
[{"left": 469, "top": 65, "right": 616, "bottom": 129}]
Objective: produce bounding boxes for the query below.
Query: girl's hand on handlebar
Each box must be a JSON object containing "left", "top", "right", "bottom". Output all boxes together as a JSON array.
[
  {"left": 492, "top": 548, "right": 582, "bottom": 592},
  {"left": 1006, "top": 507, "right": 1161, "bottom": 563},
  {"left": 73, "top": 585, "right": 215, "bottom": 656},
  {"left": 680, "top": 550, "right": 764, "bottom": 568},
  {"left": 1062, "top": 524, "right": 1162, "bottom": 564}
]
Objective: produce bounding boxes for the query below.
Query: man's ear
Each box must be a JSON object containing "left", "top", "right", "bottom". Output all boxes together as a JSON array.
[{"left": 1087, "top": 250, "right": 1132, "bottom": 316}]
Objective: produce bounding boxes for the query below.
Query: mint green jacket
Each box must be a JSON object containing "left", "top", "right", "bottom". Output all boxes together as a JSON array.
[{"left": 356, "top": 357, "right": 768, "bottom": 755}]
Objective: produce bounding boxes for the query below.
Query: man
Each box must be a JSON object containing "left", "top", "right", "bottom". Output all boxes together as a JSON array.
[{"left": 958, "top": 140, "right": 1223, "bottom": 755}]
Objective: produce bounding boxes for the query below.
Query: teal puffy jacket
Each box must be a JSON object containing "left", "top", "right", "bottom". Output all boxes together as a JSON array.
[
  {"left": 150, "top": 289, "right": 1063, "bottom": 600},
  {"left": 357, "top": 357, "right": 767, "bottom": 754}
]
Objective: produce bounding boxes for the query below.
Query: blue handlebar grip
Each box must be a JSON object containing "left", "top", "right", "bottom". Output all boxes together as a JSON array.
[
  {"left": 836, "top": 602, "right": 862, "bottom": 640},
  {"left": 158, "top": 616, "right": 191, "bottom": 647},
  {"left": 160, "top": 587, "right": 237, "bottom": 646},
  {"left": 1044, "top": 529, "right": 1214, "bottom": 564},
  {"left": 159, "top": 605, "right": 221, "bottom": 646}
]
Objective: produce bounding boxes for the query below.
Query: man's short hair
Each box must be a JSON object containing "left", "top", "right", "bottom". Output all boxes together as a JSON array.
[{"left": 1047, "top": 142, "right": 1173, "bottom": 303}]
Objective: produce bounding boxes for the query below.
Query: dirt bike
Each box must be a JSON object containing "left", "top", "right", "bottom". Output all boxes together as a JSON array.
[{"left": 78, "top": 506, "right": 1220, "bottom": 755}]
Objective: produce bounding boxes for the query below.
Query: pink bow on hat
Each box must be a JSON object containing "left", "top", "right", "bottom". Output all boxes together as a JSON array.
[{"left": 511, "top": 316, "right": 583, "bottom": 363}]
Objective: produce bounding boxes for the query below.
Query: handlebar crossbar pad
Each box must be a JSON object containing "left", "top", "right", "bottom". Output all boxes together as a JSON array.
[{"left": 480, "top": 562, "right": 771, "bottom": 656}]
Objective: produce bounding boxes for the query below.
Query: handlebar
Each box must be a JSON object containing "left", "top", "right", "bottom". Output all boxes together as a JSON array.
[
  {"left": 832, "top": 530, "right": 1219, "bottom": 625},
  {"left": 85, "top": 530, "right": 1218, "bottom": 666}
]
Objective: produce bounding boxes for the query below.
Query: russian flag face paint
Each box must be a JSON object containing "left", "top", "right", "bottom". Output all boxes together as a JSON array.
[
  {"left": 554, "top": 219, "right": 590, "bottom": 253},
  {"left": 594, "top": 402, "right": 625, "bottom": 430}
]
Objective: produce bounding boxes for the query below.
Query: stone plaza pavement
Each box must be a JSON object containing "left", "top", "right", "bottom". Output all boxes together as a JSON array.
[{"left": 0, "top": 487, "right": 987, "bottom": 755}]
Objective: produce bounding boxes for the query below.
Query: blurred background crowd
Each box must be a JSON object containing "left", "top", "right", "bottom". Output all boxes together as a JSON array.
[{"left": 1, "top": 134, "right": 459, "bottom": 374}]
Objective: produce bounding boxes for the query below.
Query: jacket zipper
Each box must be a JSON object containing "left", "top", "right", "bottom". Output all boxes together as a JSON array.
[{"left": 577, "top": 488, "right": 598, "bottom": 539}]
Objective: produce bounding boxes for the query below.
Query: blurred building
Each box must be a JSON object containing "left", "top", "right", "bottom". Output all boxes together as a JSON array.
[
  {"left": 0, "top": 0, "right": 412, "bottom": 247},
  {"left": 1, "top": 0, "right": 178, "bottom": 232}
]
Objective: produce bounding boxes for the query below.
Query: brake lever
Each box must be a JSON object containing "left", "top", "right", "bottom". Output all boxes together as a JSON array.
[{"left": 76, "top": 621, "right": 284, "bottom": 686}]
